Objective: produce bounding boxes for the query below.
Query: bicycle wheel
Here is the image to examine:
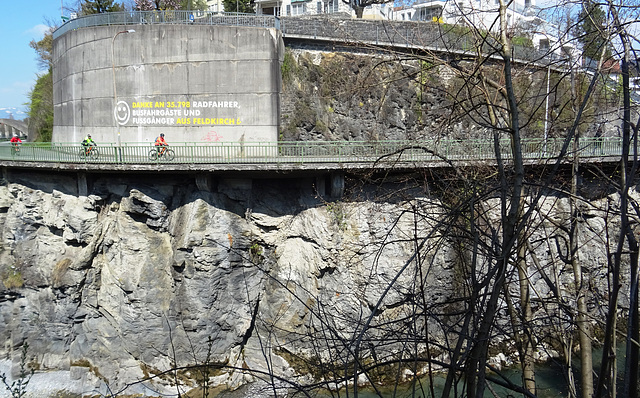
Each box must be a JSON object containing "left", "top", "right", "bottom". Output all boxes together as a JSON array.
[
  {"left": 165, "top": 149, "right": 175, "bottom": 161},
  {"left": 90, "top": 148, "right": 100, "bottom": 159},
  {"left": 79, "top": 149, "right": 87, "bottom": 159},
  {"left": 148, "top": 149, "right": 158, "bottom": 161}
]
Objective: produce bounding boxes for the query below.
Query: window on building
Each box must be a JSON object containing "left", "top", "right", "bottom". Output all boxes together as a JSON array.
[
  {"left": 539, "top": 38, "right": 549, "bottom": 51},
  {"left": 290, "top": 2, "right": 306, "bottom": 15},
  {"left": 317, "top": 1, "right": 322, "bottom": 13},
  {"left": 326, "top": 0, "right": 338, "bottom": 13},
  {"left": 416, "top": 7, "right": 442, "bottom": 21}
]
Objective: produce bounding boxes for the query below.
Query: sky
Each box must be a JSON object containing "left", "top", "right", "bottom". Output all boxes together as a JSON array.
[{"left": 0, "top": 0, "right": 65, "bottom": 120}]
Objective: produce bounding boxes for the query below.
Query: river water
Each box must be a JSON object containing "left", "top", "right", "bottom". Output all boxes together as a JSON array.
[{"left": 317, "top": 342, "right": 634, "bottom": 397}]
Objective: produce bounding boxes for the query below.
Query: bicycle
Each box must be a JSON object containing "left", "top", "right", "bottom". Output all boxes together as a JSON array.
[
  {"left": 10, "top": 143, "right": 20, "bottom": 156},
  {"left": 149, "top": 146, "right": 175, "bottom": 161},
  {"left": 79, "top": 145, "right": 99, "bottom": 160}
]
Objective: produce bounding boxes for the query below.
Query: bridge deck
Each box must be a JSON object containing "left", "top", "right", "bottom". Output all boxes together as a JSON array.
[{"left": 0, "top": 138, "right": 623, "bottom": 173}]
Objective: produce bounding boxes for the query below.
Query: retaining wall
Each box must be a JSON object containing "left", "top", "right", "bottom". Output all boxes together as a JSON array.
[{"left": 52, "top": 24, "right": 283, "bottom": 144}]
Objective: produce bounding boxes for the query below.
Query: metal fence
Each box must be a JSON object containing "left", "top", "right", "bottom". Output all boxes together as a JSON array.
[
  {"left": 0, "top": 138, "right": 623, "bottom": 166},
  {"left": 53, "top": 10, "right": 279, "bottom": 39}
]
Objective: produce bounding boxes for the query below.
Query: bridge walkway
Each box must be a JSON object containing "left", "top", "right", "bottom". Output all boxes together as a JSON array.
[
  {"left": 0, "top": 138, "right": 623, "bottom": 197},
  {"left": 0, "top": 137, "right": 623, "bottom": 171}
]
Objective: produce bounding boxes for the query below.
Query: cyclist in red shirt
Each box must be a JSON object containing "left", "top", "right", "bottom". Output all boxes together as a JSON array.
[
  {"left": 10, "top": 135, "right": 22, "bottom": 154},
  {"left": 154, "top": 133, "right": 168, "bottom": 155}
]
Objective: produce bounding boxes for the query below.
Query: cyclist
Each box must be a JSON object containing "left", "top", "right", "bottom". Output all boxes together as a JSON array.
[
  {"left": 10, "top": 135, "right": 22, "bottom": 153},
  {"left": 154, "top": 133, "right": 168, "bottom": 155},
  {"left": 82, "top": 134, "right": 97, "bottom": 155}
]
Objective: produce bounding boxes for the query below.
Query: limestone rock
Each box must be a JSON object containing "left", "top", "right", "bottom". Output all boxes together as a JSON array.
[{"left": 0, "top": 171, "right": 631, "bottom": 396}]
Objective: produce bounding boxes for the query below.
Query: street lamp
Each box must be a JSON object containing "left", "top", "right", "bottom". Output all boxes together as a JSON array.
[{"left": 112, "top": 29, "right": 135, "bottom": 160}]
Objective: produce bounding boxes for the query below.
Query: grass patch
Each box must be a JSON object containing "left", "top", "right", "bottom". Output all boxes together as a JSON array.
[{"left": 1, "top": 266, "right": 23, "bottom": 289}]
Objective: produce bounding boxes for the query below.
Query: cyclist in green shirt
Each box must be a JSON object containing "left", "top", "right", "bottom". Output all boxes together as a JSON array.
[{"left": 82, "top": 134, "right": 97, "bottom": 154}]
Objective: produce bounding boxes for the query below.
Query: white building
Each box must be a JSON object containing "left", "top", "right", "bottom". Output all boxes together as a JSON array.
[
  {"left": 388, "top": 0, "right": 578, "bottom": 56},
  {"left": 389, "top": 0, "right": 536, "bottom": 30},
  {"left": 206, "top": 0, "right": 225, "bottom": 12},
  {"left": 252, "top": 0, "right": 388, "bottom": 19},
  {"left": 211, "top": 0, "right": 535, "bottom": 28}
]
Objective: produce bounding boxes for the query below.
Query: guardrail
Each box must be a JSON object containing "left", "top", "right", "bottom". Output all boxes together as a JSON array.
[
  {"left": 53, "top": 10, "right": 280, "bottom": 39},
  {"left": 0, "top": 138, "right": 623, "bottom": 166}
]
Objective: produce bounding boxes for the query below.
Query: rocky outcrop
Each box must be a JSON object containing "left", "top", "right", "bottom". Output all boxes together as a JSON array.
[
  {"left": 0, "top": 169, "right": 634, "bottom": 396},
  {"left": 280, "top": 50, "right": 455, "bottom": 142},
  {"left": 279, "top": 48, "right": 625, "bottom": 143}
]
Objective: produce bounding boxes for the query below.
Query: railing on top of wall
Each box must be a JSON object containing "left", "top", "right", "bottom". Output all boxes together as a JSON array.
[
  {"left": 0, "top": 138, "right": 623, "bottom": 166},
  {"left": 53, "top": 11, "right": 280, "bottom": 39}
]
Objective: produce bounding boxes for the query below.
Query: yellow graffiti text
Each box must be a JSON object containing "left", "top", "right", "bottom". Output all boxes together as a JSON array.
[
  {"left": 132, "top": 102, "right": 154, "bottom": 108},
  {"left": 166, "top": 101, "right": 191, "bottom": 108},
  {"left": 192, "top": 118, "right": 240, "bottom": 125}
]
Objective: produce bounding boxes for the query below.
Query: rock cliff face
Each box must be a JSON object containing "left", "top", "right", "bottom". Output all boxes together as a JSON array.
[
  {"left": 0, "top": 169, "right": 633, "bottom": 396},
  {"left": 279, "top": 48, "right": 623, "bottom": 143},
  {"left": 280, "top": 49, "right": 456, "bottom": 142}
]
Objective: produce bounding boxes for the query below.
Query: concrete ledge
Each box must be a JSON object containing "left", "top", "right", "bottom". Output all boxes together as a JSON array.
[{"left": 0, "top": 156, "right": 618, "bottom": 176}]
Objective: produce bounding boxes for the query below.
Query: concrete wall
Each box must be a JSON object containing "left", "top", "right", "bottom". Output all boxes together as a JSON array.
[{"left": 52, "top": 24, "right": 283, "bottom": 145}]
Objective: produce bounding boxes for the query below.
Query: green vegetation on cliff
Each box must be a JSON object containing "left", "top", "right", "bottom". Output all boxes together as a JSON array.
[{"left": 280, "top": 47, "right": 620, "bottom": 143}]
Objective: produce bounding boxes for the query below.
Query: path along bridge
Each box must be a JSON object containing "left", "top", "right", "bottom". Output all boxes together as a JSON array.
[
  {"left": 0, "top": 137, "right": 625, "bottom": 170},
  {"left": 0, "top": 138, "right": 625, "bottom": 196}
]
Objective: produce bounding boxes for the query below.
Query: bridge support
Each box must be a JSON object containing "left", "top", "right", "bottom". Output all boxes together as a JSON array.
[
  {"left": 315, "top": 173, "right": 344, "bottom": 199},
  {"left": 329, "top": 173, "right": 344, "bottom": 199},
  {"left": 77, "top": 173, "right": 88, "bottom": 197},
  {"left": 195, "top": 173, "right": 216, "bottom": 192},
  {"left": 315, "top": 176, "right": 326, "bottom": 197}
]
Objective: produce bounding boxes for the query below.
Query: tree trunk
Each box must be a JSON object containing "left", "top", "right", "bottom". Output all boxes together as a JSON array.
[
  {"left": 568, "top": 52, "right": 594, "bottom": 398},
  {"left": 466, "top": 3, "right": 525, "bottom": 396},
  {"left": 570, "top": 131, "right": 594, "bottom": 398},
  {"left": 517, "top": 225, "right": 536, "bottom": 395}
]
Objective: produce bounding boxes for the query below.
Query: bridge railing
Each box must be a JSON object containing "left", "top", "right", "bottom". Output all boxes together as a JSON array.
[
  {"left": 53, "top": 11, "right": 279, "bottom": 39},
  {"left": 0, "top": 138, "right": 623, "bottom": 166}
]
